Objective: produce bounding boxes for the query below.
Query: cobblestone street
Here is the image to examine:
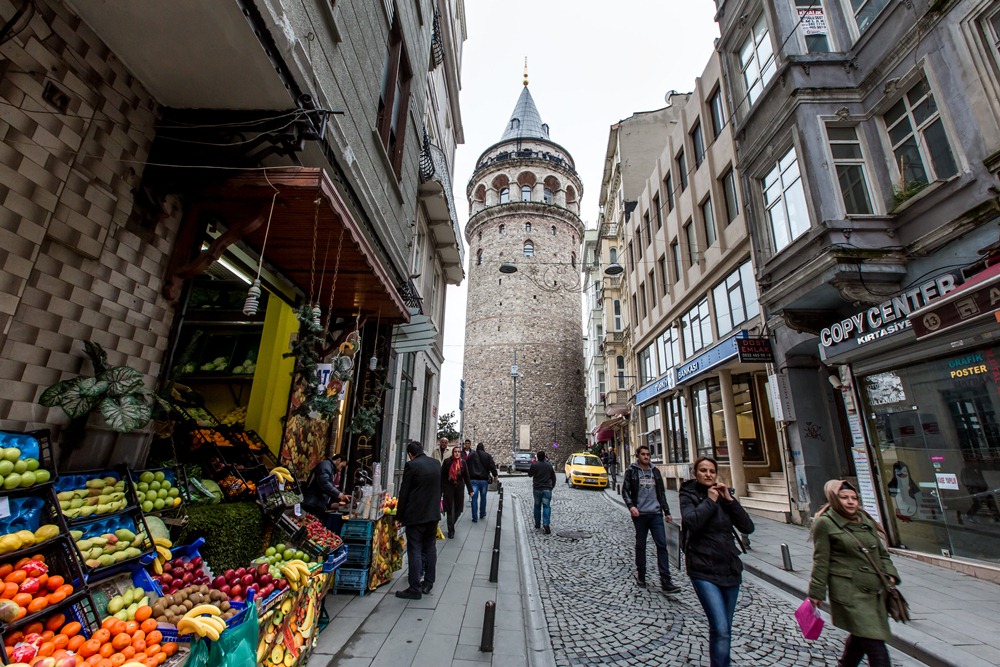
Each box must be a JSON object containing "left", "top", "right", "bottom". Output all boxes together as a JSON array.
[{"left": 506, "top": 475, "right": 925, "bottom": 667}]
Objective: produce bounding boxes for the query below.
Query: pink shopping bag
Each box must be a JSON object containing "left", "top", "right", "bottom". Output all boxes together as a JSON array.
[{"left": 795, "top": 599, "right": 825, "bottom": 639}]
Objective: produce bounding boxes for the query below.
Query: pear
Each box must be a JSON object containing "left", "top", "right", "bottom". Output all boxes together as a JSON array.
[
  {"left": 77, "top": 539, "right": 93, "bottom": 551},
  {"left": 69, "top": 530, "right": 83, "bottom": 540},
  {"left": 97, "top": 554, "right": 115, "bottom": 567},
  {"left": 85, "top": 559, "right": 101, "bottom": 569},
  {"left": 70, "top": 498, "right": 84, "bottom": 509},
  {"left": 57, "top": 491, "right": 75, "bottom": 501},
  {"left": 97, "top": 504, "right": 112, "bottom": 514}
]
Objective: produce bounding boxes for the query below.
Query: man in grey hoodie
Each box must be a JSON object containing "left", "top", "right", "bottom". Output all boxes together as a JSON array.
[{"left": 621, "top": 444, "right": 680, "bottom": 593}]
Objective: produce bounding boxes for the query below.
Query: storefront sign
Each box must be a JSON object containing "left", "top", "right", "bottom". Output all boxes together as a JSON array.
[
  {"left": 910, "top": 264, "right": 1000, "bottom": 339},
  {"left": 820, "top": 274, "right": 958, "bottom": 357},
  {"left": 935, "top": 473, "right": 959, "bottom": 490},
  {"left": 798, "top": 9, "right": 827, "bottom": 35},
  {"left": 635, "top": 368, "right": 677, "bottom": 404},
  {"left": 737, "top": 338, "right": 773, "bottom": 362},
  {"left": 850, "top": 444, "right": 883, "bottom": 523},
  {"left": 676, "top": 331, "right": 747, "bottom": 384}
]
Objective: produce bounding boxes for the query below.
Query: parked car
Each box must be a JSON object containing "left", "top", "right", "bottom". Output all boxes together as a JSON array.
[
  {"left": 512, "top": 451, "right": 535, "bottom": 472},
  {"left": 564, "top": 453, "right": 608, "bottom": 488}
]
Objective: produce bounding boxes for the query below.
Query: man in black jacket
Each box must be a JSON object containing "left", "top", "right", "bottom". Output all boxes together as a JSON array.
[
  {"left": 396, "top": 440, "right": 441, "bottom": 599},
  {"left": 622, "top": 445, "right": 680, "bottom": 593},
  {"left": 302, "top": 454, "right": 349, "bottom": 532},
  {"left": 466, "top": 443, "right": 498, "bottom": 522},
  {"left": 528, "top": 451, "right": 556, "bottom": 533}
]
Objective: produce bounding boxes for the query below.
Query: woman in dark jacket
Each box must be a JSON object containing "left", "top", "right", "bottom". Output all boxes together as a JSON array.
[
  {"left": 679, "top": 456, "right": 755, "bottom": 667},
  {"left": 809, "top": 480, "right": 900, "bottom": 667},
  {"left": 441, "top": 446, "right": 473, "bottom": 538}
]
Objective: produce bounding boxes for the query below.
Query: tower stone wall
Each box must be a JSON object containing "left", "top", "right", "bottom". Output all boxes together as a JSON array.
[{"left": 461, "top": 87, "right": 586, "bottom": 470}]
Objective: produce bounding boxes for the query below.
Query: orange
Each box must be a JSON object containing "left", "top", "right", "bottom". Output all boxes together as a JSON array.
[
  {"left": 154, "top": 654, "right": 166, "bottom": 665},
  {"left": 130, "top": 638, "right": 146, "bottom": 653},
  {"left": 24, "top": 621, "right": 44, "bottom": 635},
  {"left": 121, "top": 647, "right": 135, "bottom": 659},
  {"left": 37, "top": 573, "right": 48, "bottom": 590},
  {"left": 52, "top": 634, "right": 69, "bottom": 650},
  {"left": 47, "top": 591, "right": 67, "bottom": 605},
  {"left": 131, "top": 630, "right": 144, "bottom": 642},
  {"left": 6, "top": 630, "right": 23, "bottom": 645},
  {"left": 41, "top": 630, "right": 55, "bottom": 640},
  {"left": 77, "top": 638, "right": 101, "bottom": 658},
  {"left": 144, "top": 643, "right": 160, "bottom": 656},
  {"left": 124, "top": 621, "right": 139, "bottom": 635},
  {"left": 144, "top": 630, "right": 162, "bottom": 646},
  {"left": 63, "top": 621, "right": 83, "bottom": 637},
  {"left": 37, "top": 641, "right": 55, "bottom": 656},
  {"left": 139, "top": 619, "right": 156, "bottom": 635},
  {"left": 14, "top": 557, "right": 30, "bottom": 569},
  {"left": 99, "top": 642, "right": 115, "bottom": 658},
  {"left": 27, "top": 597, "right": 49, "bottom": 613},
  {"left": 133, "top": 606, "right": 152, "bottom": 623},
  {"left": 13, "top": 607, "right": 25, "bottom": 620},
  {"left": 57, "top": 584, "right": 74, "bottom": 598},
  {"left": 30, "top": 554, "right": 45, "bottom": 563},
  {"left": 160, "top": 643, "right": 177, "bottom": 657},
  {"left": 111, "top": 633, "right": 131, "bottom": 651},
  {"left": 46, "top": 575, "right": 64, "bottom": 591},
  {"left": 5, "top": 570, "right": 27, "bottom": 585},
  {"left": 110, "top": 620, "right": 127, "bottom": 636},
  {"left": 67, "top": 635, "right": 85, "bottom": 652},
  {"left": 144, "top": 659, "right": 158, "bottom": 667},
  {"left": 0, "top": 563, "right": 13, "bottom": 580},
  {"left": 96, "top": 659, "right": 113, "bottom": 667},
  {"left": 132, "top": 653, "right": 147, "bottom": 662},
  {"left": 101, "top": 617, "right": 117, "bottom": 630},
  {"left": 1, "top": 582, "right": 19, "bottom": 598},
  {"left": 109, "top": 655, "right": 126, "bottom": 667},
  {"left": 93, "top": 628, "right": 111, "bottom": 644},
  {"left": 46, "top": 613, "right": 66, "bottom": 631},
  {"left": 13, "top": 592, "right": 32, "bottom": 608}
]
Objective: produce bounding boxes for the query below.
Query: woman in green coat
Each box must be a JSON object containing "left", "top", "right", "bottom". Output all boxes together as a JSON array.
[{"left": 809, "top": 480, "right": 900, "bottom": 667}]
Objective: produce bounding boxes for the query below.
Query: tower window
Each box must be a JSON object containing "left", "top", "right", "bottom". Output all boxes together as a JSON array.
[
  {"left": 500, "top": 187, "right": 510, "bottom": 204},
  {"left": 571, "top": 253, "right": 577, "bottom": 268},
  {"left": 476, "top": 249, "right": 483, "bottom": 266},
  {"left": 525, "top": 222, "right": 532, "bottom": 233},
  {"left": 521, "top": 185, "right": 531, "bottom": 201},
  {"left": 543, "top": 188, "right": 553, "bottom": 204},
  {"left": 524, "top": 241, "right": 535, "bottom": 257},
  {"left": 499, "top": 224, "right": 505, "bottom": 235},
  {"left": 551, "top": 225, "right": 556, "bottom": 236}
]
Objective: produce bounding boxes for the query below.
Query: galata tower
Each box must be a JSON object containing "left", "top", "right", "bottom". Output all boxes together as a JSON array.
[{"left": 462, "top": 76, "right": 585, "bottom": 470}]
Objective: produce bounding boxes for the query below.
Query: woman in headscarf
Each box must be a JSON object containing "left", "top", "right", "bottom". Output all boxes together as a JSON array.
[
  {"left": 809, "top": 480, "right": 901, "bottom": 667},
  {"left": 440, "top": 445, "right": 473, "bottom": 539}
]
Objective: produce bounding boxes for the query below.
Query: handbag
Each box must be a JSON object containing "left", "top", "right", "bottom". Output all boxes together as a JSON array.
[
  {"left": 794, "top": 598, "right": 825, "bottom": 639},
  {"left": 844, "top": 528, "right": 910, "bottom": 623}
]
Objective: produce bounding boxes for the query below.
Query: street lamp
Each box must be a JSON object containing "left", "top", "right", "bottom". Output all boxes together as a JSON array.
[{"left": 511, "top": 351, "right": 519, "bottom": 456}]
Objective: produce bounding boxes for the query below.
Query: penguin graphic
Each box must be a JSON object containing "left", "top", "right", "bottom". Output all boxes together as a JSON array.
[{"left": 887, "top": 461, "right": 921, "bottom": 521}]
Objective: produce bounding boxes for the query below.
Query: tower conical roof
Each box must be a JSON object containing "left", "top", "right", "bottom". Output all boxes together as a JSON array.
[{"left": 500, "top": 86, "right": 549, "bottom": 141}]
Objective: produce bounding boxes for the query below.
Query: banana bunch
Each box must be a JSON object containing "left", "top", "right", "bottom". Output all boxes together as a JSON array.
[
  {"left": 279, "top": 559, "right": 311, "bottom": 591},
  {"left": 151, "top": 536, "right": 173, "bottom": 575},
  {"left": 270, "top": 466, "right": 294, "bottom": 484},
  {"left": 177, "top": 603, "right": 226, "bottom": 641}
]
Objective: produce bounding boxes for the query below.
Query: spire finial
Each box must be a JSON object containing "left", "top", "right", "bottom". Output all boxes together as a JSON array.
[{"left": 523, "top": 57, "right": 529, "bottom": 87}]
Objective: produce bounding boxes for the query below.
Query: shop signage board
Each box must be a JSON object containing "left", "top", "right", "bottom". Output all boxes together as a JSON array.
[
  {"left": 819, "top": 273, "right": 959, "bottom": 358},
  {"left": 676, "top": 331, "right": 748, "bottom": 384},
  {"left": 935, "top": 473, "right": 959, "bottom": 490},
  {"left": 635, "top": 368, "right": 677, "bottom": 404},
  {"left": 909, "top": 264, "right": 1000, "bottom": 339},
  {"left": 737, "top": 338, "right": 773, "bottom": 362},
  {"left": 846, "top": 409, "right": 882, "bottom": 523}
]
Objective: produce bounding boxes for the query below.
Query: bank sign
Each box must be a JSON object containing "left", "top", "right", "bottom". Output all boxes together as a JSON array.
[{"left": 819, "top": 274, "right": 958, "bottom": 358}]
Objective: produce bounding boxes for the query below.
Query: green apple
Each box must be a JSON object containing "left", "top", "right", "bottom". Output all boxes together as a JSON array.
[
  {"left": 167, "top": 487, "right": 179, "bottom": 498},
  {"left": 2, "top": 448, "right": 20, "bottom": 463},
  {"left": 24, "top": 458, "right": 39, "bottom": 471},
  {"left": 4, "top": 473, "right": 21, "bottom": 489},
  {"left": 12, "top": 460, "right": 27, "bottom": 474},
  {"left": 139, "top": 471, "right": 154, "bottom": 484},
  {"left": 149, "top": 481, "right": 161, "bottom": 491},
  {"left": 153, "top": 498, "right": 165, "bottom": 510},
  {"left": 35, "top": 469, "right": 50, "bottom": 483},
  {"left": 153, "top": 471, "right": 165, "bottom": 483},
  {"left": 19, "top": 470, "right": 35, "bottom": 487},
  {"left": 137, "top": 482, "right": 149, "bottom": 493},
  {"left": 141, "top": 500, "right": 154, "bottom": 512},
  {"left": 0, "top": 461, "right": 13, "bottom": 476}
]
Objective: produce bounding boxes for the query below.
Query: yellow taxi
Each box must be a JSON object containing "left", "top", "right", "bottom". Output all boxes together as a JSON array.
[{"left": 564, "top": 452, "right": 608, "bottom": 489}]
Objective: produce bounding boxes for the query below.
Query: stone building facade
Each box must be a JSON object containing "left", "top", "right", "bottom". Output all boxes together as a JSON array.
[{"left": 462, "top": 84, "right": 585, "bottom": 469}]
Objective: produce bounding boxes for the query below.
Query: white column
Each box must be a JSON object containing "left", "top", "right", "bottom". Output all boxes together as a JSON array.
[{"left": 718, "top": 369, "right": 747, "bottom": 496}]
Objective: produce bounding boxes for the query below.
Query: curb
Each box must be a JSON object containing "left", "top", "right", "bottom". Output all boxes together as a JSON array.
[{"left": 511, "top": 490, "right": 557, "bottom": 667}]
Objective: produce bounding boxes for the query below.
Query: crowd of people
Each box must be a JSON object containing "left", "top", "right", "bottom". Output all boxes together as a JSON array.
[{"left": 388, "top": 437, "right": 905, "bottom": 667}]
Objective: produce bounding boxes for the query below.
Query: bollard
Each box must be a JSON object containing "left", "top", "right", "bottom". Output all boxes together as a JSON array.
[
  {"left": 781, "top": 543, "right": 793, "bottom": 571},
  {"left": 489, "top": 545, "right": 500, "bottom": 582},
  {"left": 480, "top": 601, "right": 496, "bottom": 652},
  {"left": 493, "top": 523, "right": 501, "bottom": 551}
]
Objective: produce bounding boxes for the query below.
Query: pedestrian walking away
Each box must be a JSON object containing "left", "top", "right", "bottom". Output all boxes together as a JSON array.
[
  {"left": 440, "top": 446, "right": 473, "bottom": 539},
  {"left": 467, "top": 442, "right": 498, "bottom": 522},
  {"left": 809, "top": 480, "right": 901, "bottom": 667},
  {"left": 395, "top": 440, "right": 442, "bottom": 599},
  {"left": 528, "top": 450, "right": 556, "bottom": 533},
  {"left": 622, "top": 444, "right": 680, "bottom": 594},
  {"left": 679, "top": 456, "right": 755, "bottom": 667}
]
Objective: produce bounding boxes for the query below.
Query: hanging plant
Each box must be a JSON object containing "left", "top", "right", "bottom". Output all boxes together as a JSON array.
[
  {"left": 284, "top": 304, "right": 340, "bottom": 419},
  {"left": 349, "top": 405, "right": 382, "bottom": 436}
]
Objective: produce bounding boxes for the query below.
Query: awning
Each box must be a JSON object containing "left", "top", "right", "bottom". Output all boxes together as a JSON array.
[
  {"left": 594, "top": 416, "right": 626, "bottom": 441},
  {"left": 909, "top": 262, "right": 1000, "bottom": 339},
  {"left": 164, "top": 168, "right": 409, "bottom": 323}
]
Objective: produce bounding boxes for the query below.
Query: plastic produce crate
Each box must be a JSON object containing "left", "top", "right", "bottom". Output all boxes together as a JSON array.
[
  {"left": 256, "top": 473, "right": 303, "bottom": 512},
  {"left": 258, "top": 586, "right": 290, "bottom": 615},
  {"left": 155, "top": 590, "right": 253, "bottom": 644},
  {"left": 53, "top": 465, "right": 141, "bottom": 525},
  {"left": 129, "top": 466, "right": 190, "bottom": 508},
  {"left": 323, "top": 546, "right": 348, "bottom": 573},
  {"left": 86, "top": 564, "right": 159, "bottom": 620},
  {"left": 0, "top": 485, "right": 69, "bottom": 542},
  {"left": 0, "top": 590, "right": 101, "bottom": 663},
  {"left": 340, "top": 519, "right": 375, "bottom": 541},
  {"left": 0, "top": 428, "right": 58, "bottom": 491},
  {"left": 73, "top": 508, "right": 155, "bottom": 581},
  {"left": 267, "top": 514, "right": 328, "bottom": 563},
  {"left": 342, "top": 542, "right": 371, "bottom": 567},
  {"left": 333, "top": 567, "right": 368, "bottom": 596}
]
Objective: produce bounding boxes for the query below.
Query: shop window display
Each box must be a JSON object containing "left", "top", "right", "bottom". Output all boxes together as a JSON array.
[{"left": 859, "top": 346, "right": 1000, "bottom": 564}]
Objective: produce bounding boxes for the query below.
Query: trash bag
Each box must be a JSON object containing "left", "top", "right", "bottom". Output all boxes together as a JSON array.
[{"left": 174, "top": 599, "right": 259, "bottom": 667}]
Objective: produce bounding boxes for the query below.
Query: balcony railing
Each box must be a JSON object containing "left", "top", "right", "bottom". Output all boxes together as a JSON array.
[{"left": 600, "top": 223, "right": 619, "bottom": 239}]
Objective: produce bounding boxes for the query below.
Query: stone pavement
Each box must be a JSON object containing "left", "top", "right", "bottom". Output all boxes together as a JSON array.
[
  {"left": 511, "top": 475, "right": 924, "bottom": 667},
  {"left": 306, "top": 484, "right": 534, "bottom": 666}
]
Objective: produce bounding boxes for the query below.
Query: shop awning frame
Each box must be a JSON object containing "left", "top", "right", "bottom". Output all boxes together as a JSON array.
[
  {"left": 908, "top": 262, "right": 1000, "bottom": 340},
  {"left": 164, "top": 168, "right": 410, "bottom": 324}
]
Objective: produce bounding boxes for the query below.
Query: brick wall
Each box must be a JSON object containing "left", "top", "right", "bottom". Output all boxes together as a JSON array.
[{"left": 0, "top": 0, "right": 179, "bottom": 441}]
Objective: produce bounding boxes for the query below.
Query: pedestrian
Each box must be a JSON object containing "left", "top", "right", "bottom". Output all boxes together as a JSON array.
[
  {"left": 466, "top": 443, "right": 498, "bottom": 522},
  {"left": 809, "top": 480, "right": 901, "bottom": 667},
  {"left": 622, "top": 445, "right": 680, "bottom": 594},
  {"left": 432, "top": 437, "right": 450, "bottom": 464},
  {"left": 679, "top": 456, "right": 755, "bottom": 667},
  {"left": 301, "top": 454, "right": 350, "bottom": 534},
  {"left": 395, "top": 440, "right": 441, "bottom": 599},
  {"left": 440, "top": 445, "right": 473, "bottom": 538},
  {"left": 461, "top": 438, "right": 473, "bottom": 461},
  {"left": 528, "top": 450, "right": 556, "bottom": 533}
]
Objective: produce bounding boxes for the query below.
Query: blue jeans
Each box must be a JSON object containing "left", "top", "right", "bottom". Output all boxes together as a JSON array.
[
  {"left": 632, "top": 513, "right": 672, "bottom": 582},
  {"left": 532, "top": 488, "right": 552, "bottom": 527},
  {"left": 691, "top": 578, "right": 740, "bottom": 667},
  {"left": 471, "top": 479, "right": 488, "bottom": 519}
]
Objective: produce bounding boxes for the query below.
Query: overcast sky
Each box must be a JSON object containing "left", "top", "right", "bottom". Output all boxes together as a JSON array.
[{"left": 437, "top": 1, "right": 720, "bottom": 423}]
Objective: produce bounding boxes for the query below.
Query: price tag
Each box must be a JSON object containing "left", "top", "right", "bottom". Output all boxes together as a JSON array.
[
  {"left": 294, "top": 503, "right": 302, "bottom": 517},
  {"left": 0, "top": 496, "right": 9, "bottom": 518}
]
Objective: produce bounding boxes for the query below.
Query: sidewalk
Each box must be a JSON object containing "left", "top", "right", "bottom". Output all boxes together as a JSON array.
[
  {"left": 306, "top": 483, "right": 542, "bottom": 666},
  {"left": 605, "top": 487, "right": 1000, "bottom": 667}
]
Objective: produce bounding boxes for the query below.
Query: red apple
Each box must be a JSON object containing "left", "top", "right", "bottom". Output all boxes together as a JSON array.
[
  {"left": 191, "top": 556, "right": 203, "bottom": 568},
  {"left": 259, "top": 574, "right": 273, "bottom": 586},
  {"left": 235, "top": 567, "right": 246, "bottom": 578},
  {"left": 241, "top": 574, "right": 254, "bottom": 587},
  {"left": 230, "top": 584, "right": 242, "bottom": 598},
  {"left": 223, "top": 569, "right": 236, "bottom": 581},
  {"left": 219, "top": 584, "right": 231, "bottom": 596}
]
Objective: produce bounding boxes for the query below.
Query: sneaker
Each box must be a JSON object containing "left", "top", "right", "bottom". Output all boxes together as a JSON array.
[
  {"left": 542, "top": 525, "right": 551, "bottom": 534},
  {"left": 661, "top": 581, "right": 681, "bottom": 594},
  {"left": 420, "top": 581, "right": 433, "bottom": 595},
  {"left": 395, "top": 589, "right": 421, "bottom": 600}
]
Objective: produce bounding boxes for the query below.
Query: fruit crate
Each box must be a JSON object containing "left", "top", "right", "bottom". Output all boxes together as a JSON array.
[
  {"left": 333, "top": 567, "right": 368, "bottom": 595},
  {"left": 342, "top": 542, "right": 371, "bottom": 568},
  {"left": 256, "top": 473, "right": 303, "bottom": 513},
  {"left": 53, "top": 465, "right": 140, "bottom": 525},
  {"left": 87, "top": 564, "right": 159, "bottom": 619},
  {"left": 258, "top": 585, "right": 290, "bottom": 615},
  {"left": 339, "top": 519, "right": 375, "bottom": 541},
  {"left": 139, "top": 537, "right": 212, "bottom": 595},
  {"left": 0, "top": 485, "right": 70, "bottom": 553},
  {"left": 129, "top": 466, "right": 190, "bottom": 511},
  {"left": 268, "top": 514, "right": 328, "bottom": 563},
  {"left": 323, "top": 545, "right": 348, "bottom": 574},
  {"left": 73, "top": 508, "right": 155, "bottom": 582},
  {"left": 156, "top": 590, "right": 253, "bottom": 644},
  {"left": 0, "top": 589, "right": 101, "bottom": 663},
  {"left": 0, "top": 429, "right": 57, "bottom": 496}
]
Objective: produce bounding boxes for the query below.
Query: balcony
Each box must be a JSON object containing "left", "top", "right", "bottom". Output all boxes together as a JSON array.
[{"left": 600, "top": 223, "right": 620, "bottom": 239}]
